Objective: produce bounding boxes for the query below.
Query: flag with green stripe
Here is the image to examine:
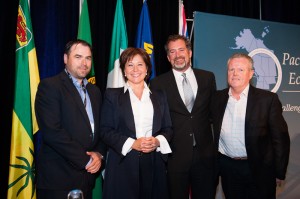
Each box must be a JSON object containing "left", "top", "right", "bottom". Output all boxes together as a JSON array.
[
  {"left": 78, "top": 0, "right": 96, "bottom": 84},
  {"left": 8, "top": 0, "right": 40, "bottom": 198},
  {"left": 78, "top": 1, "right": 102, "bottom": 198},
  {"left": 107, "top": 0, "right": 128, "bottom": 88}
]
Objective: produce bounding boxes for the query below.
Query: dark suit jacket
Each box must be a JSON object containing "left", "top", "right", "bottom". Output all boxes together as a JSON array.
[
  {"left": 211, "top": 85, "right": 290, "bottom": 197},
  {"left": 100, "top": 87, "right": 173, "bottom": 199},
  {"left": 150, "top": 68, "right": 216, "bottom": 172},
  {"left": 35, "top": 71, "right": 106, "bottom": 190}
]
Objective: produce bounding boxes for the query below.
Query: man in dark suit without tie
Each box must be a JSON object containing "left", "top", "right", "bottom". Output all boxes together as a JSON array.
[
  {"left": 35, "top": 39, "right": 106, "bottom": 199},
  {"left": 211, "top": 53, "right": 290, "bottom": 199}
]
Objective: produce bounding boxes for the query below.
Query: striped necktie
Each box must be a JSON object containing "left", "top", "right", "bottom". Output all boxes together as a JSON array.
[
  {"left": 182, "top": 73, "right": 194, "bottom": 112},
  {"left": 81, "top": 83, "right": 87, "bottom": 108}
]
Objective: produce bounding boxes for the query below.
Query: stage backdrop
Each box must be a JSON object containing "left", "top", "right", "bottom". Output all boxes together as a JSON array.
[{"left": 193, "top": 12, "right": 300, "bottom": 198}]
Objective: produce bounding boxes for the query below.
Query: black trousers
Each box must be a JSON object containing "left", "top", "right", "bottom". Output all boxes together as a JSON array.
[
  {"left": 218, "top": 153, "right": 263, "bottom": 199},
  {"left": 167, "top": 146, "right": 216, "bottom": 199},
  {"left": 139, "top": 152, "right": 154, "bottom": 199}
]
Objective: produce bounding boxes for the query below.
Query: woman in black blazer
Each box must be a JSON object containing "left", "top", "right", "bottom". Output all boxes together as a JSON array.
[{"left": 100, "top": 47, "right": 173, "bottom": 199}]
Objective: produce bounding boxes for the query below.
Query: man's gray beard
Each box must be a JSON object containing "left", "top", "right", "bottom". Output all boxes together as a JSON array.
[{"left": 172, "top": 60, "right": 187, "bottom": 71}]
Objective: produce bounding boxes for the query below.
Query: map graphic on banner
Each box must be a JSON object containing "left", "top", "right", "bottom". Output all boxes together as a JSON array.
[
  {"left": 230, "top": 28, "right": 279, "bottom": 92},
  {"left": 193, "top": 12, "right": 300, "bottom": 199}
]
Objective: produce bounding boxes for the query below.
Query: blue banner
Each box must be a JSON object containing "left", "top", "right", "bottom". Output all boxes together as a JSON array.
[{"left": 193, "top": 12, "right": 300, "bottom": 199}]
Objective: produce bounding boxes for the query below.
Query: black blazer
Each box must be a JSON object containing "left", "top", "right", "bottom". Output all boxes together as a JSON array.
[
  {"left": 35, "top": 71, "right": 106, "bottom": 190},
  {"left": 211, "top": 85, "right": 290, "bottom": 197},
  {"left": 150, "top": 68, "right": 216, "bottom": 172},
  {"left": 100, "top": 87, "right": 173, "bottom": 199}
]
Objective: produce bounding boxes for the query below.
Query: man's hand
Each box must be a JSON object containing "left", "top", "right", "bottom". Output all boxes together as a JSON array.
[
  {"left": 85, "top": 151, "right": 102, "bottom": 174},
  {"left": 276, "top": 178, "right": 283, "bottom": 187}
]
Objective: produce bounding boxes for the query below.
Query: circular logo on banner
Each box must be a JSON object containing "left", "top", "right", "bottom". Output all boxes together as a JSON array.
[{"left": 248, "top": 48, "right": 282, "bottom": 93}]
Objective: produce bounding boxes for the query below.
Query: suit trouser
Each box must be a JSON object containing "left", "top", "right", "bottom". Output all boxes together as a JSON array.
[
  {"left": 139, "top": 152, "right": 153, "bottom": 199},
  {"left": 138, "top": 151, "right": 169, "bottom": 199},
  {"left": 218, "top": 153, "right": 265, "bottom": 199},
  {"left": 167, "top": 146, "right": 216, "bottom": 199}
]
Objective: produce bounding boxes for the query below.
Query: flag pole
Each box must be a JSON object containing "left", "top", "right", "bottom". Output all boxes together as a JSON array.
[
  {"left": 79, "top": 0, "right": 83, "bottom": 15},
  {"left": 178, "top": 0, "right": 181, "bottom": 34},
  {"left": 189, "top": 12, "right": 194, "bottom": 41}
]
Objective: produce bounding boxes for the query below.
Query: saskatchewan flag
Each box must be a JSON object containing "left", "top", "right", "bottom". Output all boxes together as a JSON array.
[
  {"left": 78, "top": 0, "right": 96, "bottom": 84},
  {"left": 106, "top": 0, "right": 128, "bottom": 88},
  {"left": 8, "top": 0, "right": 40, "bottom": 198}
]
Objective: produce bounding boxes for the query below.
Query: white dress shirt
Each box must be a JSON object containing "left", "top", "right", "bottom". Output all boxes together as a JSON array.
[
  {"left": 121, "top": 82, "right": 172, "bottom": 155},
  {"left": 172, "top": 67, "right": 198, "bottom": 105},
  {"left": 218, "top": 84, "right": 250, "bottom": 158}
]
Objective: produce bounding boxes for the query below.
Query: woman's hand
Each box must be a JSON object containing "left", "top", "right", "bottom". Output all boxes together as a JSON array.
[{"left": 132, "top": 137, "right": 160, "bottom": 153}]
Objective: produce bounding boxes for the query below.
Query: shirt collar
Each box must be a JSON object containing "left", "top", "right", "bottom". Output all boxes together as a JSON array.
[
  {"left": 228, "top": 84, "right": 250, "bottom": 98},
  {"left": 123, "top": 81, "right": 152, "bottom": 94},
  {"left": 65, "top": 69, "right": 88, "bottom": 88},
  {"left": 172, "top": 66, "right": 193, "bottom": 79}
]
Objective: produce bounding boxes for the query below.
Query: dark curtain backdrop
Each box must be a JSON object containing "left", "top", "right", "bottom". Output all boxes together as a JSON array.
[{"left": 1, "top": 0, "right": 299, "bottom": 196}]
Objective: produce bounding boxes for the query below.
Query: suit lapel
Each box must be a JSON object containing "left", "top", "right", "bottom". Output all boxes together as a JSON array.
[
  {"left": 218, "top": 89, "right": 230, "bottom": 133},
  {"left": 192, "top": 70, "right": 202, "bottom": 112},
  {"left": 86, "top": 84, "right": 99, "bottom": 138},
  {"left": 120, "top": 90, "right": 136, "bottom": 137},
  {"left": 150, "top": 92, "right": 161, "bottom": 136},
  {"left": 166, "top": 71, "right": 188, "bottom": 112},
  {"left": 60, "top": 72, "right": 91, "bottom": 129},
  {"left": 245, "top": 85, "right": 256, "bottom": 129}
]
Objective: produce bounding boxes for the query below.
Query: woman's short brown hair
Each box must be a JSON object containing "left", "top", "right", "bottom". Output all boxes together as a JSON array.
[{"left": 119, "top": 47, "right": 152, "bottom": 81}]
